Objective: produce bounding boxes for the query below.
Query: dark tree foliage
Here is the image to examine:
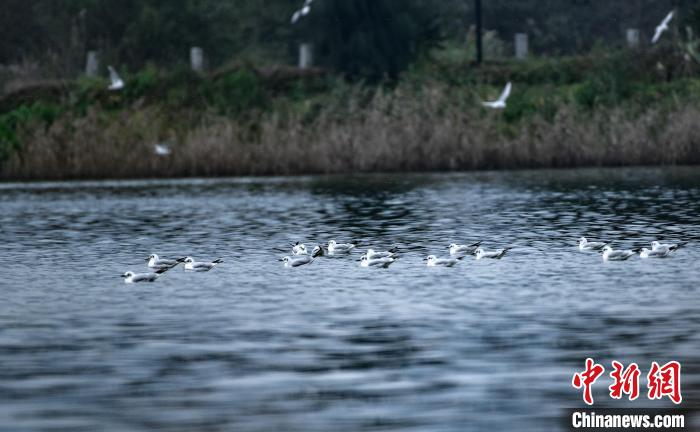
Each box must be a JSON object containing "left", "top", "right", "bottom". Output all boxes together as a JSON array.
[
  {"left": 2, "top": 0, "right": 700, "bottom": 79},
  {"left": 301, "top": 0, "right": 446, "bottom": 81},
  {"left": 480, "top": 0, "right": 699, "bottom": 54}
]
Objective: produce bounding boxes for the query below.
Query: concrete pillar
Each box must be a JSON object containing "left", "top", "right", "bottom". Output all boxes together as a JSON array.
[
  {"left": 515, "top": 33, "right": 528, "bottom": 59},
  {"left": 190, "top": 47, "right": 205, "bottom": 72},
  {"left": 85, "top": 51, "right": 99, "bottom": 77},
  {"left": 626, "top": 28, "right": 640, "bottom": 48},
  {"left": 298, "top": 43, "right": 313, "bottom": 69}
]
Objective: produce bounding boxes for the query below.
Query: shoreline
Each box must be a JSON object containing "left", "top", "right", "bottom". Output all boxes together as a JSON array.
[{"left": 2, "top": 164, "right": 698, "bottom": 185}]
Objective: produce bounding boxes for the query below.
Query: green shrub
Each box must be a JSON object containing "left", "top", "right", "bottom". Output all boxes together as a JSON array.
[
  {"left": 207, "top": 69, "right": 269, "bottom": 114},
  {"left": 0, "top": 102, "right": 62, "bottom": 162}
]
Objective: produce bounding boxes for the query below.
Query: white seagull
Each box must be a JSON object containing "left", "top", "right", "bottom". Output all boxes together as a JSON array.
[
  {"left": 475, "top": 247, "right": 511, "bottom": 260},
  {"left": 360, "top": 255, "right": 396, "bottom": 268},
  {"left": 183, "top": 257, "right": 224, "bottom": 272},
  {"left": 107, "top": 65, "right": 125, "bottom": 91},
  {"left": 652, "top": 10, "right": 674, "bottom": 44},
  {"left": 601, "top": 246, "right": 635, "bottom": 262},
  {"left": 448, "top": 241, "right": 482, "bottom": 256},
  {"left": 424, "top": 255, "right": 461, "bottom": 267},
  {"left": 292, "top": 242, "right": 308, "bottom": 255},
  {"left": 146, "top": 254, "right": 184, "bottom": 271},
  {"left": 291, "top": 0, "right": 313, "bottom": 24},
  {"left": 366, "top": 247, "right": 398, "bottom": 259},
  {"left": 311, "top": 245, "right": 324, "bottom": 257},
  {"left": 154, "top": 143, "right": 172, "bottom": 156},
  {"left": 579, "top": 237, "right": 607, "bottom": 252},
  {"left": 328, "top": 240, "right": 357, "bottom": 255},
  {"left": 640, "top": 247, "right": 671, "bottom": 259},
  {"left": 651, "top": 240, "right": 687, "bottom": 252},
  {"left": 121, "top": 269, "right": 167, "bottom": 284},
  {"left": 482, "top": 82, "right": 512, "bottom": 109},
  {"left": 281, "top": 255, "right": 313, "bottom": 267}
]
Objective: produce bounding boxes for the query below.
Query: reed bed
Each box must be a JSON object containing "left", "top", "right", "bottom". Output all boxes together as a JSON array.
[{"left": 2, "top": 83, "right": 699, "bottom": 180}]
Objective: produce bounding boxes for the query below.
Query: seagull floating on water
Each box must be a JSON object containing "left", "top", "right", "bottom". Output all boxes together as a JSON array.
[
  {"left": 601, "top": 246, "right": 636, "bottom": 262},
  {"left": 579, "top": 237, "right": 607, "bottom": 251},
  {"left": 121, "top": 268, "right": 168, "bottom": 283},
  {"left": 360, "top": 255, "right": 396, "bottom": 268},
  {"left": 328, "top": 240, "right": 357, "bottom": 255},
  {"left": 424, "top": 255, "right": 461, "bottom": 267},
  {"left": 640, "top": 247, "right": 671, "bottom": 259},
  {"left": 482, "top": 82, "right": 512, "bottom": 109},
  {"left": 475, "top": 247, "right": 511, "bottom": 260},
  {"left": 651, "top": 240, "right": 686, "bottom": 252},
  {"left": 281, "top": 255, "right": 313, "bottom": 267},
  {"left": 292, "top": 242, "right": 324, "bottom": 257},
  {"left": 366, "top": 247, "right": 398, "bottom": 259},
  {"left": 146, "top": 254, "right": 184, "bottom": 271},
  {"left": 107, "top": 65, "right": 124, "bottom": 91},
  {"left": 183, "top": 257, "right": 223, "bottom": 272},
  {"left": 448, "top": 242, "right": 482, "bottom": 256},
  {"left": 292, "top": 242, "right": 308, "bottom": 255},
  {"left": 652, "top": 10, "right": 674, "bottom": 44}
]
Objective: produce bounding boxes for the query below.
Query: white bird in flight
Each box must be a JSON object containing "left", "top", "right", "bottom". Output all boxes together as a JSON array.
[
  {"left": 579, "top": 237, "right": 607, "bottom": 252},
  {"left": 601, "top": 246, "right": 636, "bottom": 262},
  {"left": 107, "top": 65, "right": 124, "bottom": 91},
  {"left": 652, "top": 10, "right": 674, "bottom": 44},
  {"left": 154, "top": 143, "right": 171, "bottom": 156},
  {"left": 183, "top": 257, "right": 223, "bottom": 272},
  {"left": 482, "top": 82, "right": 512, "bottom": 109},
  {"left": 291, "top": 0, "right": 313, "bottom": 24}
]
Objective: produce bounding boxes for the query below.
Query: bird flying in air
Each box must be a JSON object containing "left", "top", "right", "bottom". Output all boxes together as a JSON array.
[
  {"left": 482, "top": 82, "right": 512, "bottom": 109},
  {"left": 652, "top": 10, "right": 674, "bottom": 44}
]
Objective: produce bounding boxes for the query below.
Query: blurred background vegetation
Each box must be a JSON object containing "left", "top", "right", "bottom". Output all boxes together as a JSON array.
[{"left": 1, "top": 0, "right": 700, "bottom": 178}]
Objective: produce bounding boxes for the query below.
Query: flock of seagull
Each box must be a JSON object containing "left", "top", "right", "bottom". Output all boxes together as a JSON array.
[
  {"left": 99, "top": 7, "right": 678, "bottom": 159},
  {"left": 120, "top": 237, "right": 687, "bottom": 283}
]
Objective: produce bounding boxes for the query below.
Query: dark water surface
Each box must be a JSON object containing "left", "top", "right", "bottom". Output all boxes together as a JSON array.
[{"left": 1, "top": 168, "right": 699, "bottom": 431}]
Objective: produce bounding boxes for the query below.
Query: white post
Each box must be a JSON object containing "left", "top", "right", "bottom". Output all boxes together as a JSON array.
[
  {"left": 298, "top": 43, "right": 313, "bottom": 69},
  {"left": 626, "top": 29, "right": 640, "bottom": 48},
  {"left": 190, "top": 47, "right": 205, "bottom": 72},
  {"left": 515, "top": 33, "right": 528, "bottom": 59},
  {"left": 85, "top": 51, "right": 99, "bottom": 77}
]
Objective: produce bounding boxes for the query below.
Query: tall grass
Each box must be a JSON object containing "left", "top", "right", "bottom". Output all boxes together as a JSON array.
[{"left": 3, "top": 82, "right": 698, "bottom": 180}]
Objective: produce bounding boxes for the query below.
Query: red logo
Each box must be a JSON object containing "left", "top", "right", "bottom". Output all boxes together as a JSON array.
[
  {"left": 572, "top": 358, "right": 605, "bottom": 405},
  {"left": 647, "top": 361, "right": 682, "bottom": 404},
  {"left": 573, "top": 359, "right": 682, "bottom": 405},
  {"left": 609, "top": 361, "right": 640, "bottom": 401}
]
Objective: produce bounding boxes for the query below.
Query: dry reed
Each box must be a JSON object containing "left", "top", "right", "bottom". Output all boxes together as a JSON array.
[{"left": 3, "top": 84, "right": 699, "bottom": 180}]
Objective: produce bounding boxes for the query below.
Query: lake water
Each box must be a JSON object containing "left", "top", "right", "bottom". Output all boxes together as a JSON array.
[{"left": 1, "top": 168, "right": 698, "bottom": 431}]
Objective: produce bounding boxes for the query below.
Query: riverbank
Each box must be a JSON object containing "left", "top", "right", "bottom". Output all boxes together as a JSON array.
[{"left": 2, "top": 49, "right": 699, "bottom": 180}]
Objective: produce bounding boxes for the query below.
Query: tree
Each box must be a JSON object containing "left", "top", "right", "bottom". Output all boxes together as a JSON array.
[{"left": 303, "top": 0, "right": 446, "bottom": 81}]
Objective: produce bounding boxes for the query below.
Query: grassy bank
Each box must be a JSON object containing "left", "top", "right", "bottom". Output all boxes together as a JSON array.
[{"left": 2, "top": 49, "right": 700, "bottom": 180}]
